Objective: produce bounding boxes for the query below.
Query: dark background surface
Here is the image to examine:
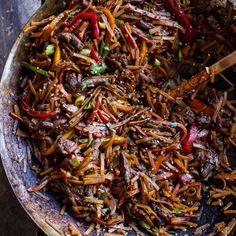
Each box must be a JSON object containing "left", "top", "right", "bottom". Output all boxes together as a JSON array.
[{"left": 0, "top": 1, "right": 41, "bottom": 235}]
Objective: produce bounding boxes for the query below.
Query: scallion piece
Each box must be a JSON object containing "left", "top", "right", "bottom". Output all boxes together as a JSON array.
[
  {"left": 45, "top": 44, "right": 55, "bottom": 55},
  {"left": 21, "top": 61, "right": 49, "bottom": 77},
  {"left": 154, "top": 58, "right": 161, "bottom": 67}
]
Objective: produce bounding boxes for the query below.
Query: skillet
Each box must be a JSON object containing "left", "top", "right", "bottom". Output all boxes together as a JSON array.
[{"left": 0, "top": 0, "right": 235, "bottom": 235}]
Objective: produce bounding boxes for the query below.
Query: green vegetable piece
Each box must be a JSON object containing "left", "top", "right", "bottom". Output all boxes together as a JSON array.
[
  {"left": 90, "top": 63, "right": 107, "bottom": 75},
  {"left": 99, "top": 191, "right": 106, "bottom": 200},
  {"left": 147, "top": 33, "right": 153, "bottom": 39},
  {"left": 102, "top": 208, "right": 110, "bottom": 213},
  {"left": 74, "top": 95, "right": 85, "bottom": 106},
  {"left": 21, "top": 61, "right": 49, "bottom": 77},
  {"left": 113, "top": 157, "right": 119, "bottom": 168},
  {"left": 70, "top": 158, "right": 80, "bottom": 167},
  {"left": 115, "top": 18, "right": 124, "bottom": 26},
  {"left": 178, "top": 49, "right": 183, "bottom": 61},
  {"left": 99, "top": 40, "right": 106, "bottom": 56},
  {"left": 45, "top": 44, "right": 55, "bottom": 55},
  {"left": 172, "top": 208, "right": 182, "bottom": 215},
  {"left": 99, "top": 22, "right": 106, "bottom": 29},
  {"left": 84, "top": 102, "right": 93, "bottom": 110},
  {"left": 139, "top": 220, "right": 151, "bottom": 230},
  {"left": 154, "top": 58, "right": 161, "bottom": 67},
  {"left": 81, "top": 80, "right": 91, "bottom": 90},
  {"left": 99, "top": 40, "right": 110, "bottom": 57},
  {"left": 80, "top": 138, "right": 89, "bottom": 144},
  {"left": 102, "top": 45, "right": 110, "bottom": 57}
]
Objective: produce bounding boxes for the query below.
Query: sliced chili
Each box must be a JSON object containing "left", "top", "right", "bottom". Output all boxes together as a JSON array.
[
  {"left": 182, "top": 124, "right": 198, "bottom": 154},
  {"left": 65, "top": 12, "right": 100, "bottom": 39},
  {"left": 20, "top": 98, "right": 59, "bottom": 118},
  {"left": 164, "top": 0, "right": 194, "bottom": 42}
]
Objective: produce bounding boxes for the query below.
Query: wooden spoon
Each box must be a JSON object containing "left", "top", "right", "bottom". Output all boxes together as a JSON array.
[{"left": 168, "top": 50, "right": 236, "bottom": 98}]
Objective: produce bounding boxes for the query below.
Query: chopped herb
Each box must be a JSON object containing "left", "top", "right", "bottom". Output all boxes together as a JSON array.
[
  {"left": 172, "top": 208, "right": 182, "bottom": 215},
  {"left": 102, "top": 207, "right": 110, "bottom": 213},
  {"left": 68, "top": 11, "right": 76, "bottom": 20},
  {"left": 154, "top": 58, "right": 161, "bottom": 67},
  {"left": 99, "top": 191, "right": 106, "bottom": 200},
  {"left": 147, "top": 33, "right": 153, "bottom": 39},
  {"left": 171, "top": 122, "right": 178, "bottom": 128},
  {"left": 99, "top": 40, "right": 110, "bottom": 57},
  {"left": 90, "top": 63, "right": 107, "bottom": 75},
  {"left": 45, "top": 44, "right": 55, "bottom": 55},
  {"left": 140, "top": 163, "right": 147, "bottom": 171},
  {"left": 81, "top": 80, "right": 90, "bottom": 90}
]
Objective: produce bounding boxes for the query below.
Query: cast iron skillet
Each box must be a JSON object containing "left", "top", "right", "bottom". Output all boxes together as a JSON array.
[{"left": 0, "top": 0, "right": 235, "bottom": 235}]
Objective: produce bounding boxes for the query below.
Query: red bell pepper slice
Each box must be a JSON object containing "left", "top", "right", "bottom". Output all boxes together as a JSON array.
[
  {"left": 20, "top": 98, "right": 59, "bottom": 118},
  {"left": 86, "top": 102, "right": 100, "bottom": 124},
  {"left": 90, "top": 48, "right": 100, "bottom": 62},
  {"left": 182, "top": 124, "right": 198, "bottom": 154},
  {"left": 68, "top": 19, "right": 82, "bottom": 33},
  {"left": 164, "top": 0, "right": 194, "bottom": 43},
  {"left": 65, "top": 12, "right": 100, "bottom": 39},
  {"left": 97, "top": 110, "right": 110, "bottom": 123}
]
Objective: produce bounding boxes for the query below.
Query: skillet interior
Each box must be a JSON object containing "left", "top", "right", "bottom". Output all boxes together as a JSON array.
[{"left": 0, "top": 0, "right": 235, "bottom": 235}]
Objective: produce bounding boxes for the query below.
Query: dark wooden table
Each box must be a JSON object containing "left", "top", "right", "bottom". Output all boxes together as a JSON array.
[{"left": 0, "top": 1, "right": 44, "bottom": 235}]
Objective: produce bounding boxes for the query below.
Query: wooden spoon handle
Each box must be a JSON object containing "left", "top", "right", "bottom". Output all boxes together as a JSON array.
[
  {"left": 168, "top": 50, "right": 236, "bottom": 98},
  {"left": 210, "top": 50, "right": 236, "bottom": 75}
]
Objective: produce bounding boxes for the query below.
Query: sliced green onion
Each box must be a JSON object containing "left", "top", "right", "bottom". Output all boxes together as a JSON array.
[
  {"left": 99, "top": 22, "right": 106, "bottom": 29},
  {"left": 99, "top": 40, "right": 106, "bottom": 56},
  {"left": 45, "top": 44, "right": 55, "bottom": 55},
  {"left": 178, "top": 49, "right": 183, "bottom": 61},
  {"left": 139, "top": 220, "right": 151, "bottom": 230},
  {"left": 102, "top": 207, "right": 110, "bottom": 213},
  {"left": 70, "top": 158, "right": 80, "bottom": 167},
  {"left": 84, "top": 102, "right": 93, "bottom": 110},
  {"left": 79, "top": 138, "right": 89, "bottom": 144},
  {"left": 21, "top": 61, "right": 49, "bottom": 77},
  {"left": 154, "top": 58, "right": 161, "bottom": 67}
]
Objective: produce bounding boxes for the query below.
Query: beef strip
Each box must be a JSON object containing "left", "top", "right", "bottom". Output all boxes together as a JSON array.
[{"left": 56, "top": 137, "right": 78, "bottom": 156}]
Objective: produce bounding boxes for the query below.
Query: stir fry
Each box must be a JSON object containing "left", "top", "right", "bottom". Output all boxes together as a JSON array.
[{"left": 11, "top": 0, "right": 236, "bottom": 235}]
